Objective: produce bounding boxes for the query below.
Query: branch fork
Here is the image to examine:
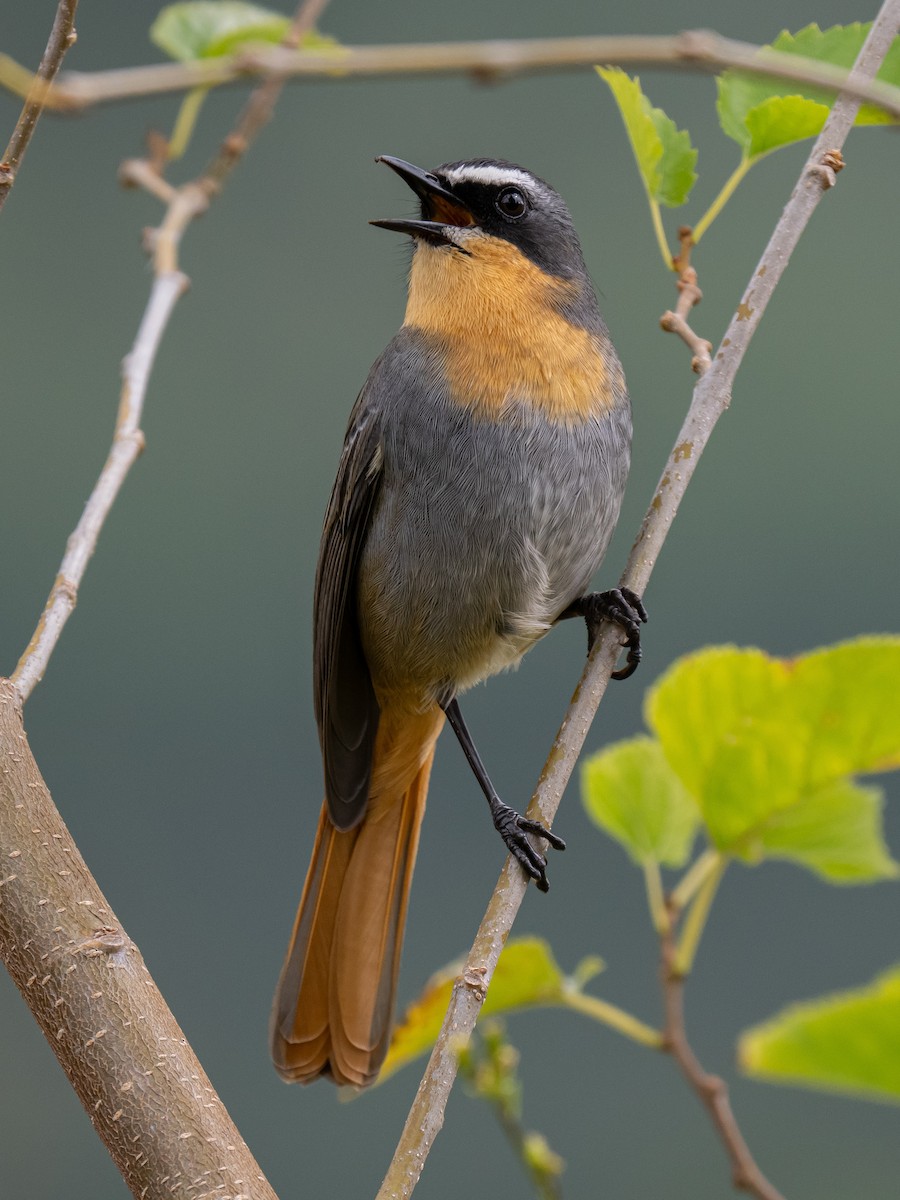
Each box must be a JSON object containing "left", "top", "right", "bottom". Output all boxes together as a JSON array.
[{"left": 660, "top": 262, "right": 713, "bottom": 375}]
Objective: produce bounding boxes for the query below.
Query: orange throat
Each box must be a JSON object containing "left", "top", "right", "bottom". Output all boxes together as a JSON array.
[{"left": 403, "top": 236, "right": 622, "bottom": 423}]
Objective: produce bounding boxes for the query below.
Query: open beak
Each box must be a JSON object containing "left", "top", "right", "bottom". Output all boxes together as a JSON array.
[{"left": 370, "top": 155, "right": 476, "bottom": 245}]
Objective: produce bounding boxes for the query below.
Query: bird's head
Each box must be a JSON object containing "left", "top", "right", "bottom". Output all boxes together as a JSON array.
[
  {"left": 369, "top": 157, "right": 618, "bottom": 421},
  {"left": 371, "top": 155, "right": 591, "bottom": 285}
]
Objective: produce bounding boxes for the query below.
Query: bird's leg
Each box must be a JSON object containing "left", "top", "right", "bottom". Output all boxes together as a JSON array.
[
  {"left": 440, "top": 697, "right": 565, "bottom": 893},
  {"left": 557, "top": 587, "right": 648, "bottom": 680}
]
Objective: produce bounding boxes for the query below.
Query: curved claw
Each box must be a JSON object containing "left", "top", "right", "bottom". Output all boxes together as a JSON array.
[
  {"left": 491, "top": 802, "right": 565, "bottom": 892},
  {"left": 566, "top": 586, "right": 648, "bottom": 680}
]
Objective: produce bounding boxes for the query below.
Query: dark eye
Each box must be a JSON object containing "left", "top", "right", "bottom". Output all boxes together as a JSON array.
[{"left": 495, "top": 187, "right": 527, "bottom": 219}]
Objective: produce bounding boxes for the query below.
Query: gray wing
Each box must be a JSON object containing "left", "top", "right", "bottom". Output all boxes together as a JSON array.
[{"left": 313, "top": 396, "right": 383, "bottom": 831}]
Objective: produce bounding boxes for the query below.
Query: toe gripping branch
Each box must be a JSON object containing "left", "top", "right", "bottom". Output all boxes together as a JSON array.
[
  {"left": 441, "top": 697, "right": 565, "bottom": 892},
  {"left": 559, "top": 586, "right": 648, "bottom": 680}
]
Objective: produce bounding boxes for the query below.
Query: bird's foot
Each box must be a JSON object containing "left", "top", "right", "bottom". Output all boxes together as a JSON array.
[
  {"left": 568, "top": 587, "right": 648, "bottom": 680},
  {"left": 490, "top": 798, "right": 566, "bottom": 893}
]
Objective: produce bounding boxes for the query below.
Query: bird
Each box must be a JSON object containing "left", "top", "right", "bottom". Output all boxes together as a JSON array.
[{"left": 270, "top": 155, "right": 646, "bottom": 1088}]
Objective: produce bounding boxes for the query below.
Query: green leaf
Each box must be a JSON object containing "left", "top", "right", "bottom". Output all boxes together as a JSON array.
[
  {"left": 758, "top": 778, "right": 898, "bottom": 882},
  {"left": 740, "top": 967, "right": 900, "bottom": 1103},
  {"left": 581, "top": 736, "right": 699, "bottom": 867},
  {"left": 646, "top": 646, "right": 790, "bottom": 846},
  {"left": 597, "top": 67, "right": 697, "bottom": 207},
  {"left": 717, "top": 23, "right": 900, "bottom": 158},
  {"left": 785, "top": 639, "right": 900, "bottom": 781},
  {"left": 151, "top": 2, "right": 291, "bottom": 62},
  {"left": 742, "top": 94, "right": 831, "bottom": 159},
  {"left": 379, "top": 937, "right": 599, "bottom": 1082},
  {"left": 646, "top": 638, "right": 900, "bottom": 872}
]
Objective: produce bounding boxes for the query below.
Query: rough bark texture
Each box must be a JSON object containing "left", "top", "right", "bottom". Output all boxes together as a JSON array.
[{"left": 0, "top": 680, "right": 277, "bottom": 1200}]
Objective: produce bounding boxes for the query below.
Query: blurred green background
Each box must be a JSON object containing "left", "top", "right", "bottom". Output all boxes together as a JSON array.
[{"left": 1, "top": 1, "right": 898, "bottom": 1197}]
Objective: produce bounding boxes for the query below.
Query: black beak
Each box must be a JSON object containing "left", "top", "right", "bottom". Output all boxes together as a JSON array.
[{"left": 370, "top": 155, "right": 476, "bottom": 245}]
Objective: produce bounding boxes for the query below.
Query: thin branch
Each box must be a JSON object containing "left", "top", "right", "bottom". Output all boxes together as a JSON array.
[
  {"left": 3, "top": 31, "right": 899, "bottom": 118},
  {"left": 199, "top": 0, "right": 332, "bottom": 191},
  {"left": 459, "top": 1024, "right": 564, "bottom": 1200},
  {"left": 375, "top": 4, "right": 900, "bottom": 1197},
  {"left": 10, "top": 0, "right": 330, "bottom": 702},
  {"left": 10, "top": 268, "right": 190, "bottom": 703},
  {"left": 659, "top": 263, "right": 712, "bottom": 375},
  {"left": 0, "top": 0, "right": 78, "bottom": 214},
  {"left": 660, "top": 917, "right": 784, "bottom": 1200},
  {"left": 4, "top": 3, "right": 333, "bottom": 1197},
  {"left": 0, "top": 683, "right": 280, "bottom": 1200}
]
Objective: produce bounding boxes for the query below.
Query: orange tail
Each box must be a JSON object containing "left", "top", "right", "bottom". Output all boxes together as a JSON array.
[{"left": 271, "top": 707, "right": 443, "bottom": 1087}]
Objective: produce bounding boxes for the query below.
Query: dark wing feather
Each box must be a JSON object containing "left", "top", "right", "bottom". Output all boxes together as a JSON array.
[{"left": 313, "top": 396, "right": 383, "bottom": 831}]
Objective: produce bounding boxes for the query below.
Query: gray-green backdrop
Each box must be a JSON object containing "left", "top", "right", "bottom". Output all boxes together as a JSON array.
[{"left": 1, "top": 1, "right": 898, "bottom": 1197}]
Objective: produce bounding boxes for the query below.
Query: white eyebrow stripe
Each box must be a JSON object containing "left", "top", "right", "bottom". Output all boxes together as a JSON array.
[{"left": 441, "top": 165, "right": 538, "bottom": 191}]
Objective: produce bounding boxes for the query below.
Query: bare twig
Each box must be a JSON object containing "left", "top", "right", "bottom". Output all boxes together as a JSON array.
[
  {"left": 0, "top": 683, "right": 280, "bottom": 1200},
  {"left": 8, "top": 31, "right": 897, "bottom": 118},
  {"left": 4, "top": 3, "right": 334, "bottom": 1197},
  {"left": 376, "top": 5, "right": 900, "bottom": 1197},
  {"left": 657, "top": 921, "right": 787, "bottom": 1195},
  {"left": 0, "top": 0, "right": 78, "bottom": 214},
  {"left": 10, "top": 0, "right": 330, "bottom": 702},
  {"left": 10, "top": 268, "right": 189, "bottom": 703},
  {"left": 459, "top": 1023, "right": 564, "bottom": 1200},
  {"left": 201, "top": 0, "right": 332, "bottom": 190},
  {"left": 660, "top": 264, "right": 713, "bottom": 375},
  {"left": 660, "top": 917, "right": 783, "bottom": 1200}
]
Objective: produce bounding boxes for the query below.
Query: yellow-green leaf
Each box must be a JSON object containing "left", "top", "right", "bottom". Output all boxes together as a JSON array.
[
  {"left": 646, "top": 638, "right": 900, "bottom": 866},
  {"left": 379, "top": 937, "right": 599, "bottom": 1082},
  {"left": 717, "top": 23, "right": 900, "bottom": 158},
  {"left": 581, "top": 736, "right": 699, "bottom": 867},
  {"left": 151, "top": 2, "right": 291, "bottom": 61},
  {"left": 646, "top": 646, "right": 792, "bottom": 846},
  {"left": 757, "top": 778, "right": 899, "bottom": 882},
  {"left": 743, "top": 94, "right": 831, "bottom": 159},
  {"left": 784, "top": 639, "right": 900, "bottom": 782},
  {"left": 740, "top": 967, "right": 900, "bottom": 1103},
  {"left": 597, "top": 67, "right": 697, "bottom": 207}
]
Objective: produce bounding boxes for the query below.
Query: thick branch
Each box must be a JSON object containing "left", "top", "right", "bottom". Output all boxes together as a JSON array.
[
  {"left": 8, "top": 31, "right": 900, "bottom": 118},
  {"left": 376, "top": 4, "right": 900, "bottom": 1197},
  {"left": 11, "top": 0, "right": 331, "bottom": 701},
  {"left": 0, "top": 681, "right": 279, "bottom": 1200},
  {"left": 4, "top": 5, "right": 324, "bottom": 1195},
  {"left": 0, "top": 0, "right": 78, "bottom": 214}
]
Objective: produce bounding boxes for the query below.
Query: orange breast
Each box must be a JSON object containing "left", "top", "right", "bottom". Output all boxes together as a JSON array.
[{"left": 403, "top": 236, "right": 622, "bottom": 423}]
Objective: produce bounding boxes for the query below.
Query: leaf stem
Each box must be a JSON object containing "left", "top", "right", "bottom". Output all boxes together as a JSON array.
[
  {"left": 167, "top": 85, "right": 209, "bottom": 159},
  {"left": 692, "top": 155, "right": 752, "bottom": 244},
  {"left": 649, "top": 197, "right": 675, "bottom": 269},
  {"left": 674, "top": 855, "right": 727, "bottom": 976},
  {"left": 670, "top": 847, "right": 722, "bottom": 912},
  {"left": 643, "top": 859, "right": 670, "bottom": 933},
  {"left": 563, "top": 990, "right": 663, "bottom": 1048}
]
